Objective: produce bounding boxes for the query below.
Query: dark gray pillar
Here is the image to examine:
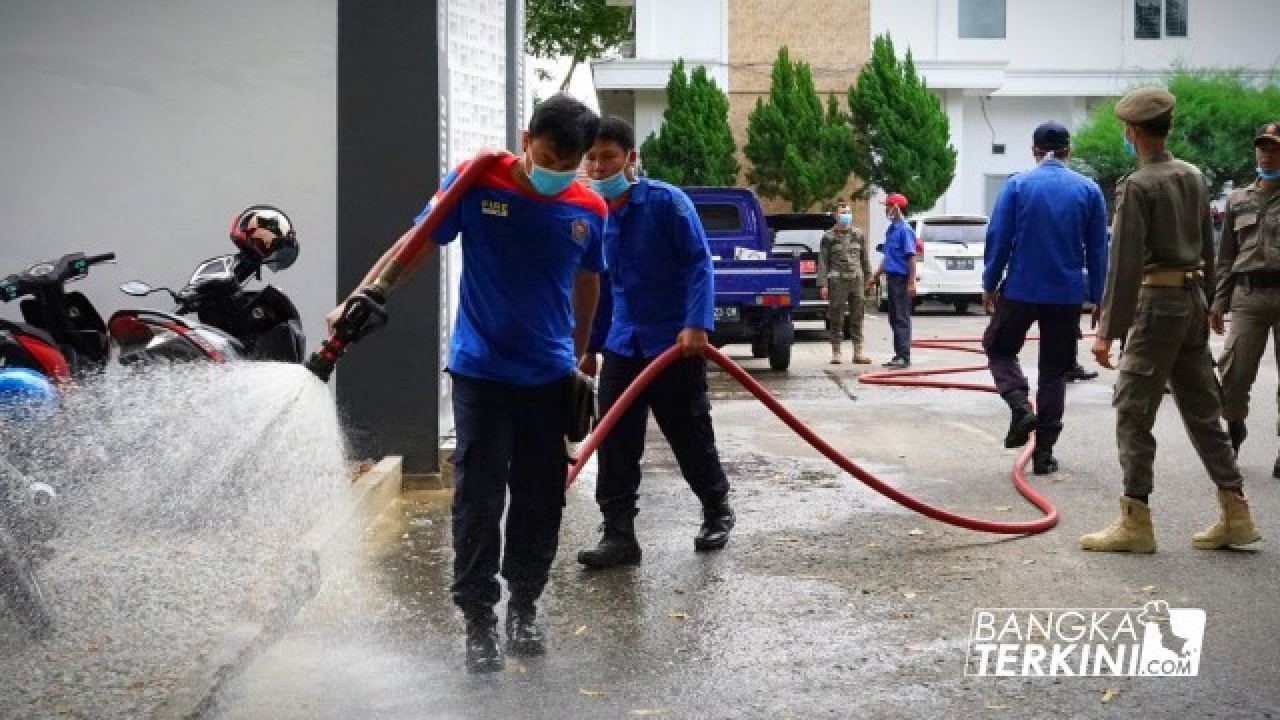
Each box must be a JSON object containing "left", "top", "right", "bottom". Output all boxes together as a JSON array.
[
  {"left": 336, "top": 0, "right": 448, "bottom": 472},
  {"left": 506, "top": 0, "right": 525, "bottom": 152}
]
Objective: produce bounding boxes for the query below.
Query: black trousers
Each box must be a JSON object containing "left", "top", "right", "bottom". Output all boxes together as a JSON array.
[
  {"left": 982, "top": 296, "right": 1082, "bottom": 450},
  {"left": 596, "top": 350, "right": 729, "bottom": 520},
  {"left": 449, "top": 372, "right": 568, "bottom": 614},
  {"left": 886, "top": 273, "right": 913, "bottom": 359}
]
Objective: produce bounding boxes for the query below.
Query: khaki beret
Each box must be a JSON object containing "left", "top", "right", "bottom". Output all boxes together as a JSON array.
[{"left": 1114, "top": 86, "right": 1176, "bottom": 123}]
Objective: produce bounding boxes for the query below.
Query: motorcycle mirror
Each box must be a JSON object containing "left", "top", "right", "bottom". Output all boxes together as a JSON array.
[{"left": 119, "top": 281, "right": 154, "bottom": 296}]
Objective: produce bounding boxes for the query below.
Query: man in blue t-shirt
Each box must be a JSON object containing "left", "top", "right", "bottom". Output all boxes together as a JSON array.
[
  {"left": 981, "top": 121, "right": 1108, "bottom": 474},
  {"left": 868, "top": 193, "right": 917, "bottom": 368},
  {"left": 576, "top": 117, "right": 733, "bottom": 569},
  {"left": 328, "top": 94, "right": 606, "bottom": 674}
]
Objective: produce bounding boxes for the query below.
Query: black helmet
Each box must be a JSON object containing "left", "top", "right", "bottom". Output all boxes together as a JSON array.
[{"left": 230, "top": 205, "right": 298, "bottom": 271}]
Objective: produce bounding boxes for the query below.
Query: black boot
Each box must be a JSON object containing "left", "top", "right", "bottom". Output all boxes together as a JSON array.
[
  {"left": 577, "top": 513, "right": 642, "bottom": 569},
  {"left": 1032, "top": 449, "right": 1059, "bottom": 475},
  {"left": 1003, "top": 395, "right": 1037, "bottom": 449},
  {"left": 694, "top": 498, "right": 735, "bottom": 552},
  {"left": 464, "top": 609, "right": 504, "bottom": 674},
  {"left": 1228, "top": 420, "right": 1247, "bottom": 457},
  {"left": 505, "top": 601, "right": 545, "bottom": 657},
  {"left": 1065, "top": 364, "right": 1098, "bottom": 383}
]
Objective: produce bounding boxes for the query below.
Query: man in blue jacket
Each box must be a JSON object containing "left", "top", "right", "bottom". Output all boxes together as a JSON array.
[
  {"left": 981, "top": 121, "right": 1109, "bottom": 474},
  {"left": 869, "top": 193, "right": 917, "bottom": 368},
  {"left": 576, "top": 117, "right": 733, "bottom": 569}
]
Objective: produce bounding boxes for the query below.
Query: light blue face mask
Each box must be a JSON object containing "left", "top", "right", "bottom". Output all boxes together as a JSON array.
[
  {"left": 837, "top": 212, "right": 853, "bottom": 225},
  {"left": 526, "top": 159, "right": 578, "bottom": 196},
  {"left": 591, "top": 170, "right": 633, "bottom": 199},
  {"left": 1258, "top": 166, "right": 1280, "bottom": 180},
  {"left": 1123, "top": 137, "right": 1137, "bottom": 157}
]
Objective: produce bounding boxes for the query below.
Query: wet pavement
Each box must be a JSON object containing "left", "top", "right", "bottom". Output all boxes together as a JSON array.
[{"left": 213, "top": 310, "right": 1280, "bottom": 719}]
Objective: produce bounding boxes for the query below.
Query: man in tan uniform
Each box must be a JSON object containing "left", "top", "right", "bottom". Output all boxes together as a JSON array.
[
  {"left": 1082, "top": 87, "right": 1262, "bottom": 554},
  {"left": 1210, "top": 122, "right": 1280, "bottom": 475},
  {"left": 818, "top": 200, "right": 872, "bottom": 364}
]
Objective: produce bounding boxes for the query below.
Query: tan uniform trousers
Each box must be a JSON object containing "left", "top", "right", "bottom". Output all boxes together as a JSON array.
[
  {"left": 826, "top": 275, "right": 865, "bottom": 348},
  {"left": 1113, "top": 285, "right": 1242, "bottom": 496},
  {"left": 1219, "top": 284, "right": 1280, "bottom": 433}
]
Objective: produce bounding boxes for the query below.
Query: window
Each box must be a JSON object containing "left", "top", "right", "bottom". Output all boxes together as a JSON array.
[
  {"left": 694, "top": 203, "right": 743, "bottom": 233},
  {"left": 1135, "top": 0, "right": 1188, "bottom": 39},
  {"left": 959, "top": 0, "right": 1006, "bottom": 39}
]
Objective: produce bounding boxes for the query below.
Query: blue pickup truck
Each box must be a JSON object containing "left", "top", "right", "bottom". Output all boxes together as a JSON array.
[{"left": 686, "top": 187, "right": 801, "bottom": 371}]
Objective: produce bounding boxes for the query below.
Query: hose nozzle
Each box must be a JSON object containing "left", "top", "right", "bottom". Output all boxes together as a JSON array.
[{"left": 305, "top": 286, "right": 389, "bottom": 382}]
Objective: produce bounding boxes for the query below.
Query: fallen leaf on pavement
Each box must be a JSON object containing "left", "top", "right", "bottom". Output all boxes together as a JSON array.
[
  {"left": 668, "top": 612, "right": 688, "bottom": 620},
  {"left": 575, "top": 625, "right": 588, "bottom": 636},
  {"left": 1141, "top": 585, "right": 1156, "bottom": 593},
  {"left": 586, "top": 586, "right": 599, "bottom": 595},
  {"left": 1101, "top": 687, "right": 1119, "bottom": 703},
  {"left": 995, "top": 506, "right": 1012, "bottom": 512},
  {"left": 985, "top": 703, "right": 1010, "bottom": 710},
  {"left": 908, "top": 528, "right": 925, "bottom": 536},
  {"left": 580, "top": 688, "right": 608, "bottom": 697},
  {"left": 631, "top": 709, "right": 671, "bottom": 716},
  {"left": 903, "top": 591, "right": 917, "bottom": 599}
]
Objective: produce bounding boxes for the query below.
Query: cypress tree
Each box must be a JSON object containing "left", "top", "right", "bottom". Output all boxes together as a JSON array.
[
  {"left": 640, "top": 59, "right": 740, "bottom": 186},
  {"left": 847, "top": 34, "right": 956, "bottom": 213}
]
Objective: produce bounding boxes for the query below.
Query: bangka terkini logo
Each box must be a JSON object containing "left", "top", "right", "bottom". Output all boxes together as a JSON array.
[{"left": 966, "top": 601, "right": 1205, "bottom": 677}]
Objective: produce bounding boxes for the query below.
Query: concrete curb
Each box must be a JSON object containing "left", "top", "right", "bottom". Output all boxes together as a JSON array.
[{"left": 153, "top": 456, "right": 403, "bottom": 720}]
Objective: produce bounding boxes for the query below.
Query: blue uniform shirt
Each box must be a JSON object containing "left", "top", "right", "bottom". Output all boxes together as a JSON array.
[
  {"left": 417, "top": 152, "right": 607, "bottom": 386},
  {"left": 882, "top": 218, "right": 916, "bottom": 276},
  {"left": 982, "top": 159, "right": 1109, "bottom": 305},
  {"left": 596, "top": 178, "right": 715, "bottom": 359}
]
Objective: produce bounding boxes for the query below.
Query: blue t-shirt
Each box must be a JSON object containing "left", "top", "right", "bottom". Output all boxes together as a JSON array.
[
  {"left": 598, "top": 179, "right": 715, "bottom": 359},
  {"left": 416, "top": 152, "right": 607, "bottom": 386},
  {"left": 883, "top": 219, "right": 916, "bottom": 276},
  {"left": 982, "top": 159, "right": 1110, "bottom": 305}
]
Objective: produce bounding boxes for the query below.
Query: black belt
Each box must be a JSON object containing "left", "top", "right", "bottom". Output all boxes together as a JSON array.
[{"left": 1239, "top": 271, "right": 1280, "bottom": 289}]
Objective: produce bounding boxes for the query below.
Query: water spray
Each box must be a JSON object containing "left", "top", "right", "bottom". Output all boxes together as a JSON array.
[{"left": 305, "top": 150, "right": 506, "bottom": 382}]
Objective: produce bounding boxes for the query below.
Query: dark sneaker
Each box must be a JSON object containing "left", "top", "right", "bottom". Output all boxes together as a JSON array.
[
  {"left": 884, "top": 356, "right": 911, "bottom": 370},
  {"left": 1032, "top": 450, "right": 1059, "bottom": 475},
  {"left": 577, "top": 520, "right": 642, "bottom": 569},
  {"left": 1228, "top": 420, "right": 1247, "bottom": 457},
  {"left": 694, "top": 500, "right": 735, "bottom": 552},
  {"left": 465, "top": 616, "right": 504, "bottom": 674},
  {"left": 1066, "top": 364, "right": 1098, "bottom": 383},
  {"left": 505, "top": 604, "right": 546, "bottom": 657},
  {"left": 1004, "top": 403, "right": 1037, "bottom": 449}
]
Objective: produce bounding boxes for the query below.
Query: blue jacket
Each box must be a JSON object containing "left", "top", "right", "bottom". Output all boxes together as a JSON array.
[
  {"left": 882, "top": 219, "right": 916, "bottom": 276},
  {"left": 982, "top": 159, "right": 1109, "bottom": 305},
  {"left": 595, "top": 178, "right": 715, "bottom": 359}
]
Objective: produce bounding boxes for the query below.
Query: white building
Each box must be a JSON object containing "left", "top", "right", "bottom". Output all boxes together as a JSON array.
[
  {"left": 875, "top": 0, "right": 1280, "bottom": 231},
  {"left": 593, "top": 0, "right": 1280, "bottom": 238}
]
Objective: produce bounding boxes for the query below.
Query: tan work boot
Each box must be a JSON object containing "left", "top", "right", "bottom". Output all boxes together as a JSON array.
[
  {"left": 830, "top": 347, "right": 842, "bottom": 364},
  {"left": 1080, "top": 497, "right": 1157, "bottom": 553},
  {"left": 1192, "top": 488, "right": 1262, "bottom": 549},
  {"left": 852, "top": 344, "right": 871, "bottom": 364}
]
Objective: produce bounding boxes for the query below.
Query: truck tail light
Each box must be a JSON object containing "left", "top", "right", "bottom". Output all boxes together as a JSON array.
[{"left": 757, "top": 293, "right": 791, "bottom": 306}]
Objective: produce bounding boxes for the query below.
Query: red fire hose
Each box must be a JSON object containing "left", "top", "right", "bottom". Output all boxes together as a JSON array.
[{"left": 569, "top": 337, "right": 1059, "bottom": 536}]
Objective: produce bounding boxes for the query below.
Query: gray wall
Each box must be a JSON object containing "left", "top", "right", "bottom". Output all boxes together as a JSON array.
[{"left": 0, "top": 0, "right": 337, "bottom": 348}]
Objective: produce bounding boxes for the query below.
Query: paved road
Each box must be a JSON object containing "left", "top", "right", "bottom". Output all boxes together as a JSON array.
[{"left": 214, "top": 309, "right": 1280, "bottom": 719}]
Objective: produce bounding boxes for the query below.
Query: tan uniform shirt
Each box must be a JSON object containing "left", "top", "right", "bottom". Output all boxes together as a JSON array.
[
  {"left": 817, "top": 227, "right": 871, "bottom": 287},
  {"left": 1098, "top": 151, "right": 1216, "bottom": 340},
  {"left": 1211, "top": 182, "right": 1280, "bottom": 312}
]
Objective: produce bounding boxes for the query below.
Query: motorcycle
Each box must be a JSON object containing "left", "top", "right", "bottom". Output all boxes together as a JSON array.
[{"left": 111, "top": 250, "right": 305, "bottom": 365}]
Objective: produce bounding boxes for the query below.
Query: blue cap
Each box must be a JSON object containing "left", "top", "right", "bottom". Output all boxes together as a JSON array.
[
  {"left": 1033, "top": 121, "right": 1071, "bottom": 152},
  {"left": 0, "top": 367, "right": 58, "bottom": 422}
]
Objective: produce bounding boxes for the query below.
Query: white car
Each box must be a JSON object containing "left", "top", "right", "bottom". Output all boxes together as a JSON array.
[{"left": 874, "top": 214, "right": 988, "bottom": 314}]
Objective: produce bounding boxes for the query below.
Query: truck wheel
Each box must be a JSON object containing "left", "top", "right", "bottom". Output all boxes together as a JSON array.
[
  {"left": 954, "top": 301, "right": 970, "bottom": 315},
  {"left": 768, "top": 324, "right": 792, "bottom": 372},
  {"left": 751, "top": 335, "right": 769, "bottom": 358}
]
